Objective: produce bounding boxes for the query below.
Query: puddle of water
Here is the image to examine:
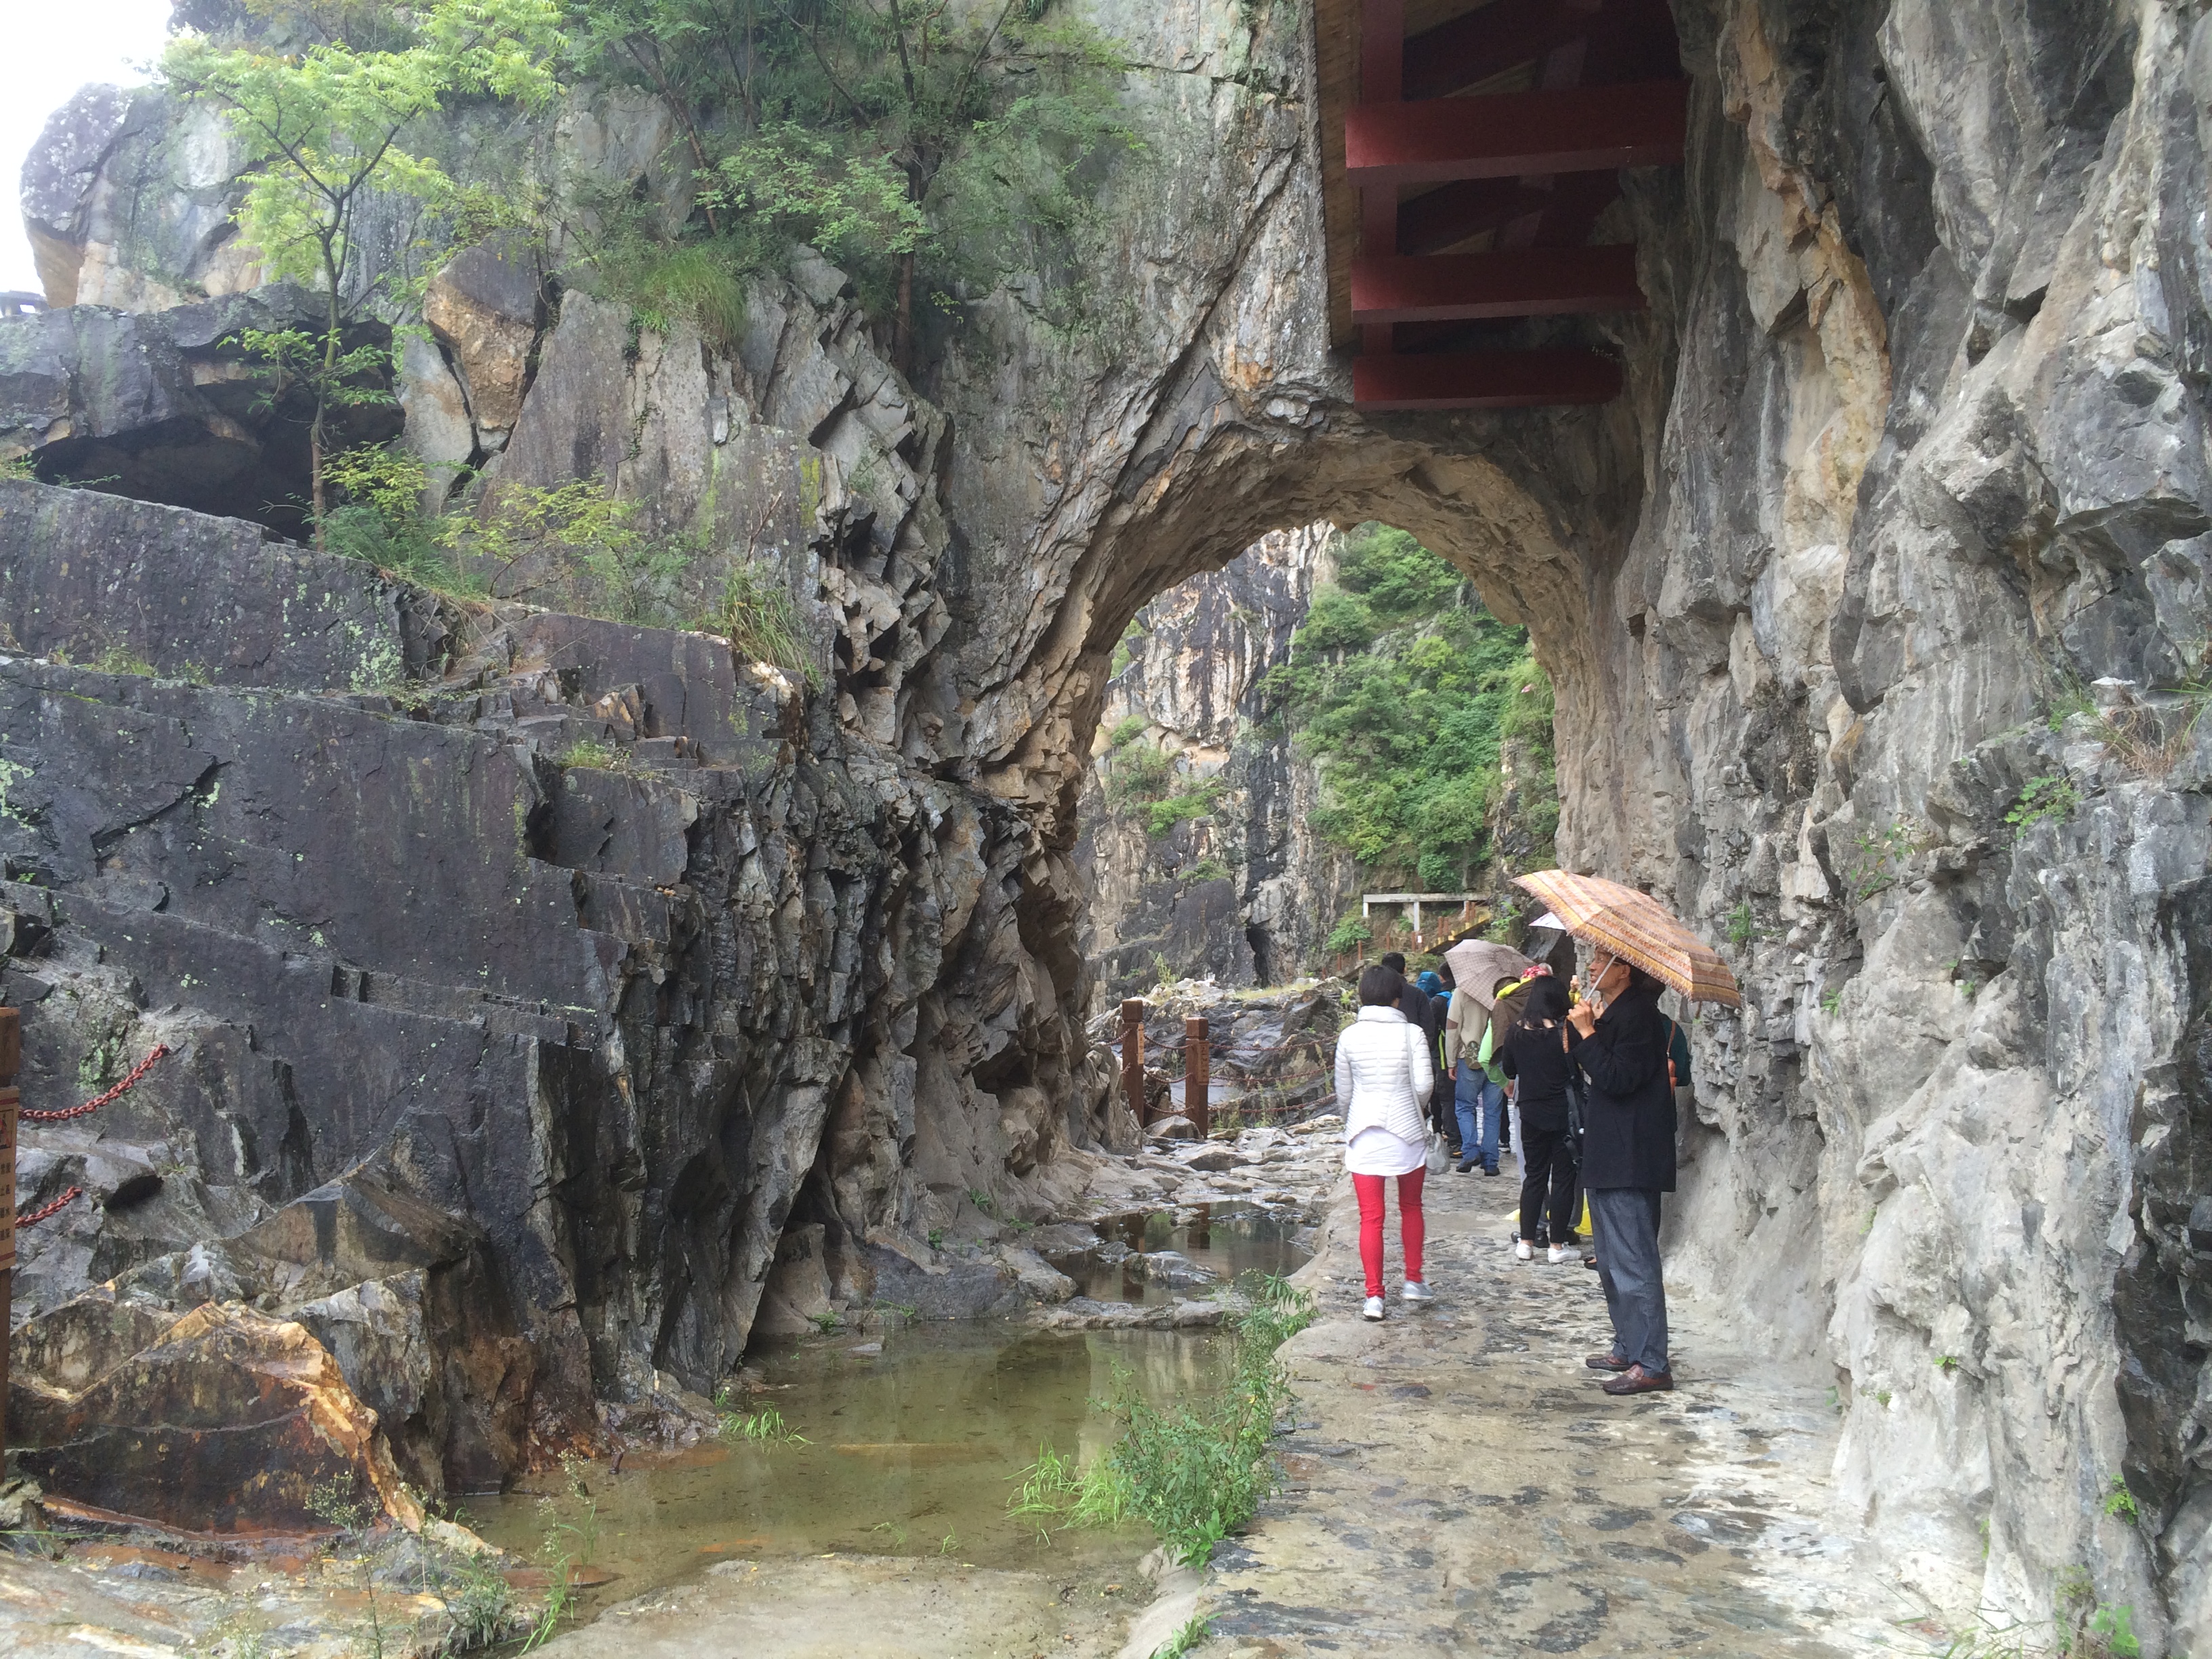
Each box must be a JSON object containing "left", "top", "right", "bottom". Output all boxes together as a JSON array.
[
  {"left": 1053, "top": 1202, "right": 1311, "bottom": 1305},
  {"left": 469, "top": 1322, "right": 1237, "bottom": 1622}
]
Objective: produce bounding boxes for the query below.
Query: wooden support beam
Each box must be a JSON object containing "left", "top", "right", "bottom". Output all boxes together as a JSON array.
[
  {"left": 1352, "top": 245, "right": 1644, "bottom": 323},
  {"left": 1346, "top": 79, "right": 1688, "bottom": 186},
  {"left": 1402, "top": 0, "right": 1586, "bottom": 101},
  {"left": 1352, "top": 349, "right": 1623, "bottom": 409}
]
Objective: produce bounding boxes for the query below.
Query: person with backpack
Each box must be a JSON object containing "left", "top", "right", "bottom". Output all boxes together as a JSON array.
[
  {"left": 1447, "top": 972, "right": 1523, "bottom": 1176},
  {"left": 1334, "top": 963, "right": 1437, "bottom": 1320}
]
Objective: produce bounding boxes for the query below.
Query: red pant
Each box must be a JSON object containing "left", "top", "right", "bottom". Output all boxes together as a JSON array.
[{"left": 1351, "top": 1169, "right": 1426, "bottom": 1296}]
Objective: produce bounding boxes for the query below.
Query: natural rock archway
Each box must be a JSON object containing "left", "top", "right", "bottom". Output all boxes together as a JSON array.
[{"left": 5, "top": 0, "right": 2211, "bottom": 1647}]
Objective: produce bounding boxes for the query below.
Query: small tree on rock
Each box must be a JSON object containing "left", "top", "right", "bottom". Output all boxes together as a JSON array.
[{"left": 165, "top": 0, "right": 565, "bottom": 539}]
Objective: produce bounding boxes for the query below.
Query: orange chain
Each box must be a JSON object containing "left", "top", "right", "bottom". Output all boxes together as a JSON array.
[
  {"left": 16, "top": 1185, "right": 83, "bottom": 1227},
  {"left": 20, "top": 1042, "right": 171, "bottom": 1122}
]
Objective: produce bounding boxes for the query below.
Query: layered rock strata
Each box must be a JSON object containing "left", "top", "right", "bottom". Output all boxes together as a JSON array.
[{"left": 5, "top": 0, "right": 2212, "bottom": 1645}]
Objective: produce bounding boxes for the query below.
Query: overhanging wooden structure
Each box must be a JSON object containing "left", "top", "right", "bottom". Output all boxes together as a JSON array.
[{"left": 1316, "top": 0, "right": 1687, "bottom": 411}]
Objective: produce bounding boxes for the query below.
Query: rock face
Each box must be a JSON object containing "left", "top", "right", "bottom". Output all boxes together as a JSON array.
[
  {"left": 1076, "top": 523, "right": 1354, "bottom": 994},
  {"left": 9, "top": 1, "right": 2212, "bottom": 1644}
]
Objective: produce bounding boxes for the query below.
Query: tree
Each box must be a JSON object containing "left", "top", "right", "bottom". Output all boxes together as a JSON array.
[
  {"left": 165, "top": 0, "right": 565, "bottom": 538},
  {"left": 563, "top": 0, "right": 1135, "bottom": 369}
]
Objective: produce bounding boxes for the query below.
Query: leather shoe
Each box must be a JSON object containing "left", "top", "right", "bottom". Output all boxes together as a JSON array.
[
  {"left": 1585, "top": 1352, "right": 1631, "bottom": 1371},
  {"left": 1601, "top": 1364, "right": 1675, "bottom": 1395}
]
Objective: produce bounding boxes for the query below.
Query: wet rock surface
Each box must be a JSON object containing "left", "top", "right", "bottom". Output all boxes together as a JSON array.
[{"left": 1189, "top": 1165, "right": 1900, "bottom": 1659}]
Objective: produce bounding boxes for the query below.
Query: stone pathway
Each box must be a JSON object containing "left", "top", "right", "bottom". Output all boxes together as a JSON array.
[{"left": 1186, "top": 1162, "right": 1927, "bottom": 1659}]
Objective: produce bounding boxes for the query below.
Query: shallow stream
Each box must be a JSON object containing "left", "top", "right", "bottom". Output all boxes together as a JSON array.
[{"left": 470, "top": 1207, "right": 1311, "bottom": 1624}]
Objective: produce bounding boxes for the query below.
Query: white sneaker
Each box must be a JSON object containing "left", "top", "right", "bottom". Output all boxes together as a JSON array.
[
  {"left": 1515, "top": 1239, "right": 1533, "bottom": 1262},
  {"left": 1362, "top": 1296, "right": 1386, "bottom": 1321},
  {"left": 1548, "top": 1244, "right": 1567, "bottom": 1265},
  {"left": 1401, "top": 1280, "right": 1435, "bottom": 1303}
]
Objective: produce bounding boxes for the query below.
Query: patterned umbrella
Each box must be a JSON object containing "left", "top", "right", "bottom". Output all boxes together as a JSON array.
[
  {"left": 1509, "top": 870, "right": 1742, "bottom": 1007},
  {"left": 1442, "top": 940, "right": 1534, "bottom": 1012}
]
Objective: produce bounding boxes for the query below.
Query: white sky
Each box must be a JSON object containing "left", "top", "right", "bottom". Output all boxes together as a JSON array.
[{"left": 1, "top": 0, "right": 180, "bottom": 295}]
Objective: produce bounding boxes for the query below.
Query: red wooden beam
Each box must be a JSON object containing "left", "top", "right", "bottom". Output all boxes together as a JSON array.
[
  {"left": 1402, "top": 0, "right": 1587, "bottom": 101},
  {"left": 1352, "top": 349, "right": 1623, "bottom": 409},
  {"left": 1397, "top": 174, "right": 1623, "bottom": 255},
  {"left": 1346, "top": 80, "right": 1689, "bottom": 186},
  {"left": 1351, "top": 245, "right": 1644, "bottom": 323}
]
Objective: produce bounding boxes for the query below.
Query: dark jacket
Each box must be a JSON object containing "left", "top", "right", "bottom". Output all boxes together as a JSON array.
[
  {"left": 1566, "top": 981, "right": 1675, "bottom": 1191},
  {"left": 1419, "top": 987, "right": 1449, "bottom": 1074},
  {"left": 1395, "top": 981, "right": 1432, "bottom": 1044},
  {"left": 1500, "top": 1019, "right": 1574, "bottom": 1133}
]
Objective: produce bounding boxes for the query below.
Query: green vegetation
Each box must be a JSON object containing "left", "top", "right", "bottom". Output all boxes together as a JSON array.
[
  {"left": 2102, "top": 1475, "right": 2138, "bottom": 1524},
  {"left": 1324, "top": 912, "right": 1374, "bottom": 956},
  {"left": 559, "top": 0, "right": 1139, "bottom": 361},
  {"left": 1840, "top": 820, "right": 1914, "bottom": 900},
  {"left": 1010, "top": 1275, "right": 1316, "bottom": 1568},
  {"left": 556, "top": 739, "right": 624, "bottom": 771},
  {"left": 165, "top": 1, "right": 562, "bottom": 535},
  {"left": 1155, "top": 1616, "right": 1213, "bottom": 1659},
  {"left": 1724, "top": 899, "right": 1764, "bottom": 947},
  {"left": 718, "top": 1406, "right": 808, "bottom": 1443},
  {"left": 1106, "top": 713, "right": 1150, "bottom": 750},
  {"left": 2007, "top": 774, "right": 2081, "bottom": 831},
  {"left": 1261, "top": 524, "right": 1558, "bottom": 893}
]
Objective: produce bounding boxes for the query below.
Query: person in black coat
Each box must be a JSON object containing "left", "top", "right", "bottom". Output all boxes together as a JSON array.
[
  {"left": 1499, "top": 975, "right": 1576, "bottom": 1262},
  {"left": 1565, "top": 954, "right": 1676, "bottom": 1394}
]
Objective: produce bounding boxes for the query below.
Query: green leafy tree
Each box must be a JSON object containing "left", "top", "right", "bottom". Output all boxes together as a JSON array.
[
  {"left": 561, "top": 0, "right": 1136, "bottom": 366},
  {"left": 165, "top": 0, "right": 564, "bottom": 535},
  {"left": 1269, "top": 524, "right": 1558, "bottom": 890}
]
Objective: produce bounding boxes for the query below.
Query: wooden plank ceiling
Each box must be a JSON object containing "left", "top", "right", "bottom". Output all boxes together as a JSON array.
[{"left": 1314, "top": 0, "right": 1686, "bottom": 409}]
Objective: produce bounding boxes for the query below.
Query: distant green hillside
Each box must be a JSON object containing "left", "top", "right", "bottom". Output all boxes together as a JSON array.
[{"left": 1258, "top": 524, "right": 1558, "bottom": 936}]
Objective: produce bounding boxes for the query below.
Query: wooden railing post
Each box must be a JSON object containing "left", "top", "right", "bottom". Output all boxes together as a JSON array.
[
  {"left": 1185, "top": 1016, "right": 1209, "bottom": 1139},
  {"left": 1120, "top": 1000, "right": 1147, "bottom": 1128},
  {"left": 1, "top": 1005, "right": 18, "bottom": 1459}
]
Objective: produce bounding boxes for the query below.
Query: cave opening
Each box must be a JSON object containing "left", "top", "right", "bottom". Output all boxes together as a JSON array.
[{"left": 1074, "top": 516, "right": 1566, "bottom": 1002}]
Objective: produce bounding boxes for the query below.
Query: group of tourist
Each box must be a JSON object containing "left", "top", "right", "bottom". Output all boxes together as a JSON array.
[{"left": 1332, "top": 947, "right": 1689, "bottom": 1396}]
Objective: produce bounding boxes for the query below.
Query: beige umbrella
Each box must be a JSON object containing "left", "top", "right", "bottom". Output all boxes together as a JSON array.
[
  {"left": 1443, "top": 939, "right": 1534, "bottom": 1011},
  {"left": 1509, "top": 870, "right": 1742, "bottom": 1006}
]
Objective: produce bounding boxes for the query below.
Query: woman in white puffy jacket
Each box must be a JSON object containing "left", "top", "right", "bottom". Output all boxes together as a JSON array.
[{"left": 1334, "top": 964, "right": 1437, "bottom": 1320}]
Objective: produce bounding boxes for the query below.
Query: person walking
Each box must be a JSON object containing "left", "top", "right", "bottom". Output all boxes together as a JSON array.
[
  {"left": 1566, "top": 952, "right": 1677, "bottom": 1394},
  {"left": 1335, "top": 963, "right": 1436, "bottom": 1321},
  {"left": 1416, "top": 967, "right": 1455, "bottom": 1156},
  {"left": 1500, "top": 977, "right": 1577, "bottom": 1264},
  {"left": 1454, "top": 975, "right": 1524, "bottom": 1176}
]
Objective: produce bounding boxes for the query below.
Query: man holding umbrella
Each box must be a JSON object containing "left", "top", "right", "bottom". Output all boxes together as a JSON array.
[{"left": 1513, "top": 872, "right": 1743, "bottom": 1398}]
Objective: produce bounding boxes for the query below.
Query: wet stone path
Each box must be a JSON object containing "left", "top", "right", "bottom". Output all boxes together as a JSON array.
[{"left": 1191, "top": 1163, "right": 1913, "bottom": 1659}]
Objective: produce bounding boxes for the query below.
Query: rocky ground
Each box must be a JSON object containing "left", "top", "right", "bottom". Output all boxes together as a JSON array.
[
  {"left": 1, "top": 1126, "right": 1922, "bottom": 1659},
  {"left": 1164, "top": 1164, "right": 1917, "bottom": 1659}
]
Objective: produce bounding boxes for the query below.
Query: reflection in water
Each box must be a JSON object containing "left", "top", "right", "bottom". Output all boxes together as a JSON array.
[
  {"left": 1054, "top": 1202, "right": 1310, "bottom": 1305},
  {"left": 469, "top": 1323, "right": 1235, "bottom": 1617}
]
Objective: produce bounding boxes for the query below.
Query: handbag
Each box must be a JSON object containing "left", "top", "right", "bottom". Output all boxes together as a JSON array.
[{"left": 1410, "top": 1025, "right": 1449, "bottom": 1172}]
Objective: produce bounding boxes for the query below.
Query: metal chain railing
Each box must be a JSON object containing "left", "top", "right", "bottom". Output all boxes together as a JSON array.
[{"left": 14, "top": 1041, "right": 171, "bottom": 1230}]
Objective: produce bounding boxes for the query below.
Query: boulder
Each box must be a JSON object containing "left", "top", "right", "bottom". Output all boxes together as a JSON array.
[
  {"left": 1133, "top": 1250, "right": 1216, "bottom": 1288},
  {"left": 13, "top": 1302, "right": 422, "bottom": 1534},
  {"left": 422, "top": 237, "right": 543, "bottom": 438},
  {"left": 1177, "top": 1146, "right": 1247, "bottom": 1172},
  {"left": 1146, "top": 1115, "right": 1200, "bottom": 1142}
]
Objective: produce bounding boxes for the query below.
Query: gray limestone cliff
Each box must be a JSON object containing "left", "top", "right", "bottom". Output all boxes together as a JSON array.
[
  {"left": 5, "top": 0, "right": 2212, "bottom": 1646},
  {"left": 1074, "top": 523, "right": 1354, "bottom": 996}
]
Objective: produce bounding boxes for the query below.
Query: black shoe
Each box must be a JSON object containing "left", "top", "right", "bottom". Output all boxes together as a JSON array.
[
  {"left": 1455, "top": 1159, "right": 1477, "bottom": 1174},
  {"left": 1482, "top": 1166, "right": 1500, "bottom": 1177}
]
